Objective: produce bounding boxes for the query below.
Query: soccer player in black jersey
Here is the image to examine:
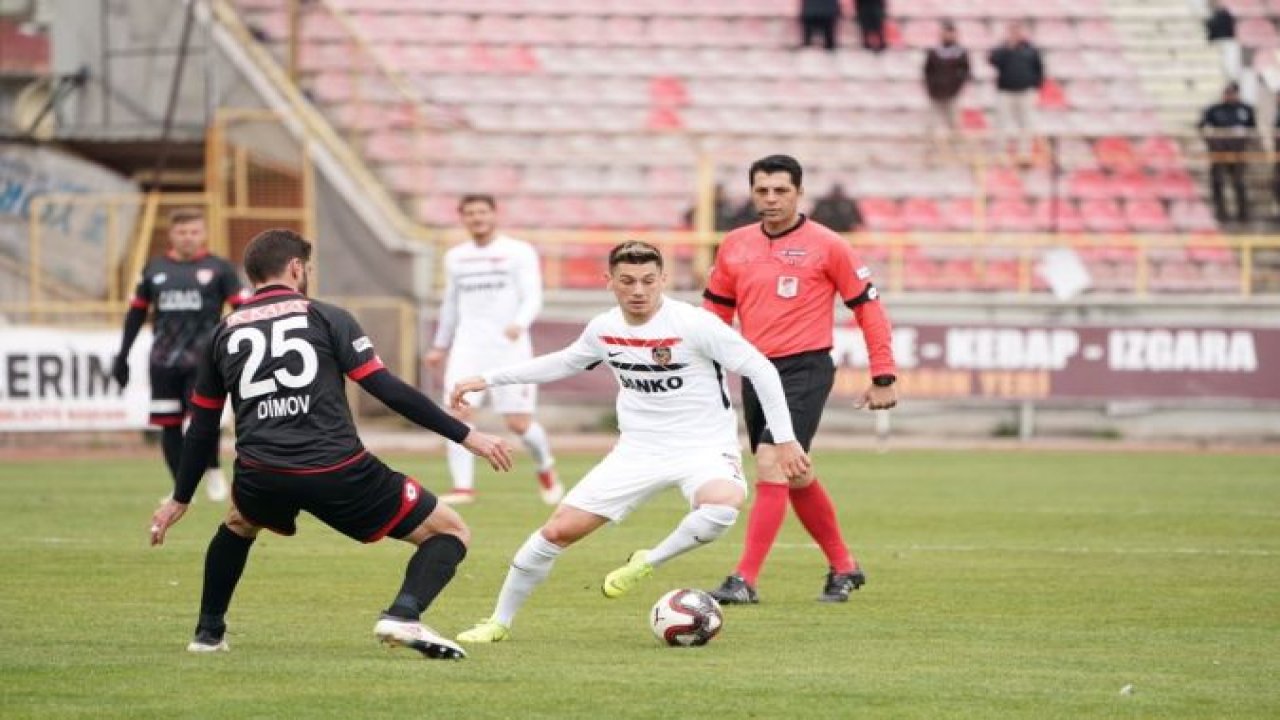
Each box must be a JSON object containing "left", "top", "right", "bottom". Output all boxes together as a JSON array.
[
  {"left": 113, "top": 208, "right": 245, "bottom": 501},
  {"left": 148, "top": 229, "right": 513, "bottom": 660}
]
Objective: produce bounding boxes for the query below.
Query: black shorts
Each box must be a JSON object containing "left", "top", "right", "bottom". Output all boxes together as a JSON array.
[
  {"left": 149, "top": 365, "right": 197, "bottom": 426},
  {"left": 742, "top": 349, "right": 835, "bottom": 453},
  {"left": 231, "top": 452, "right": 437, "bottom": 543}
]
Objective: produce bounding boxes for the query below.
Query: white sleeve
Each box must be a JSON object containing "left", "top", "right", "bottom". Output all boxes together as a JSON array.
[
  {"left": 695, "top": 310, "right": 797, "bottom": 445},
  {"left": 511, "top": 244, "right": 543, "bottom": 330},
  {"left": 431, "top": 255, "right": 460, "bottom": 349},
  {"left": 483, "top": 323, "right": 603, "bottom": 386}
]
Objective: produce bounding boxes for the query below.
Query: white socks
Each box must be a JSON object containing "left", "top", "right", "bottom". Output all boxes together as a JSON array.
[
  {"left": 520, "top": 422, "right": 555, "bottom": 472},
  {"left": 647, "top": 504, "right": 739, "bottom": 567},
  {"left": 493, "top": 531, "right": 564, "bottom": 627},
  {"left": 446, "top": 435, "right": 475, "bottom": 491}
]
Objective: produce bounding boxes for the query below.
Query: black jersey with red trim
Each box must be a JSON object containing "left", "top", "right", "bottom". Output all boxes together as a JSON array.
[
  {"left": 189, "top": 286, "right": 385, "bottom": 471},
  {"left": 130, "top": 252, "right": 244, "bottom": 368}
]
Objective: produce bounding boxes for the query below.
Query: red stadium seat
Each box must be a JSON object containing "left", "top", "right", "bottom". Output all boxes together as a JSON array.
[
  {"left": 1034, "top": 197, "right": 1085, "bottom": 234},
  {"left": 861, "top": 198, "right": 907, "bottom": 232},
  {"left": 900, "top": 198, "right": 947, "bottom": 231},
  {"left": 1067, "top": 169, "right": 1113, "bottom": 200},
  {"left": 990, "top": 199, "right": 1038, "bottom": 232},
  {"left": 1124, "top": 199, "right": 1173, "bottom": 232},
  {"left": 1079, "top": 198, "right": 1128, "bottom": 232}
]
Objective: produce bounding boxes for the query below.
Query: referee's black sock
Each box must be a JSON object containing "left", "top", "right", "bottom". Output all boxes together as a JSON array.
[
  {"left": 196, "top": 524, "right": 256, "bottom": 637},
  {"left": 384, "top": 534, "right": 467, "bottom": 621},
  {"left": 160, "top": 425, "right": 183, "bottom": 483}
]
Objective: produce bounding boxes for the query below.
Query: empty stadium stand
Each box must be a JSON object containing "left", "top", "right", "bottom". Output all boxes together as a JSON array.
[{"left": 228, "top": 0, "right": 1276, "bottom": 294}]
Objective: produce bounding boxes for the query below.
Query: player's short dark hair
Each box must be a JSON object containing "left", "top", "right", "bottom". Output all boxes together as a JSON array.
[
  {"left": 168, "top": 207, "right": 204, "bottom": 226},
  {"left": 748, "top": 154, "right": 803, "bottom": 189},
  {"left": 243, "top": 229, "right": 312, "bottom": 284},
  {"left": 457, "top": 194, "right": 497, "bottom": 212},
  {"left": 608, "top": 240, "right": 664, "bottom": 271}
]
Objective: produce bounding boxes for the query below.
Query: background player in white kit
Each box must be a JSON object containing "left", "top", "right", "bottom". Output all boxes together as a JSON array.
[
  {"left": 425, "top": 194, "right": 561, "bottom": 505},
  {"left": 449, "top": 241, "right": 811, "bottom": 644}
]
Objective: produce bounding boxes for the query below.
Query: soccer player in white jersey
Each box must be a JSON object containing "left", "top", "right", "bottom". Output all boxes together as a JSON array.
[
  {"left": 426, "top": 195, "right": 561, "bottom": 505},
  {"left": 451, "top": 241, "right": 811, "bottom": 644}
]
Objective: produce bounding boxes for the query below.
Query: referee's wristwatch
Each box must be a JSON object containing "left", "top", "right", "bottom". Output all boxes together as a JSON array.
[{"left": 872, "top": 374, "right": 896, "bottom": 387}]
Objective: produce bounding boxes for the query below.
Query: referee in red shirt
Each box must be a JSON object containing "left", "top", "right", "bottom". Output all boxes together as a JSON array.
[{"left": 702, "top": 154, "right": 897, "bottom": 604}]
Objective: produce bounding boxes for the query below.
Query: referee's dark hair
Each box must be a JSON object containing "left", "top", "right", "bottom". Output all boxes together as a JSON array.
[
  {"left": 749, "top": 154, "right": 803, "bottom": 189},
  {"left": 244, "top": 229, "right": 313, "bottom": 284},
  {"left": 608, "top": 240, "right": 664, "bottom": 271},
  {"left": 457, "top": 193, "right": 497, "bottom": 212}
]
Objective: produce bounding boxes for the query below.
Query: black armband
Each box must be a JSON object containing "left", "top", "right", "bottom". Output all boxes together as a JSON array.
[{"left": 702, "top": 289, "right": 737, "bottom": 308}]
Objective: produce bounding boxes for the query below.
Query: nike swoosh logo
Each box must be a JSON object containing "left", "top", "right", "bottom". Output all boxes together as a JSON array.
[
  {"left": 607, "top": 351, "right": 622, "bottom": 357},
  {"left": 692, "top": 535, "right": 712, "bottom": 544}
]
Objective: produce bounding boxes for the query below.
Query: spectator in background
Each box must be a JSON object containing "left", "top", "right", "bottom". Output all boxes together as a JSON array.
[
  {"left": 1206, "top": 0, "right": 1241, "bottom": 81},
  {"left": 810, "top": 184, "right": 865, "bottom": 232},
  {"left": 1199, "top": 82, "right": 1256, "bottom": 223},
  {"left": 683, "top": 184, "right": 736, "bottom": 232},
  {"left": 923, "top": 20, "right": 971, "bottom": 150},
  {"left": 989, "top": 21, "right": 1044, "bottom": 165},
  {"left": 798, "top": 0, "right": 840, "bottom": 52},
  {"left": 727, "top": 195, "right": 761, "bottom": 230},
  {"left": 855, "top": 0, "right": 887, "bottom": 53}
]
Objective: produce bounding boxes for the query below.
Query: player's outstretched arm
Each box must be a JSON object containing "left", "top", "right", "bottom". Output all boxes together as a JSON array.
[
  {"left": 150, "top": 403, "right": 221, "bottom": 546},
  {"left": 450, "top": 376, "right": 488, "bottom": 410},
  {"left": 461, "top": 428, "right": 513, "bottom": 472},
  {"left": 358, "top": 369, "right": 470, "bottom": 441}
]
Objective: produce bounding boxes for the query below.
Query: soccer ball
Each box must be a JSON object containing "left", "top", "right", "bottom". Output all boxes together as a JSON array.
[{"left": 649, "top": 588, "right": 723, "bottom": 647}]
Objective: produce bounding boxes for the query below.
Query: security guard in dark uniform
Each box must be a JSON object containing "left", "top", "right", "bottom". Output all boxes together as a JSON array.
[{"left": 1198, "top": 83, "right": 1256, "bottom": 222}]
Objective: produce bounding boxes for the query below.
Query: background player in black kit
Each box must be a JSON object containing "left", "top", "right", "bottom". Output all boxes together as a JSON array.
[
  {"left": 147, "top": 229, "right": 513, "bottom": 660},
  {"left": 113, "top": 208, "right": 245, "bottom": 501}
]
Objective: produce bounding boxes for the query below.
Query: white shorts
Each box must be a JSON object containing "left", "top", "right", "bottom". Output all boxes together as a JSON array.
[
  {"left": 444, "top": 338, "right": 537, "bottom": 415},
  {"left": 563, "top": 444, "right": 748, "bottom": 522}
]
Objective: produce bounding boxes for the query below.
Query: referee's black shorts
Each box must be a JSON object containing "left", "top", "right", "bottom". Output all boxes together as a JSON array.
[
  {"left": 232, "top": 452, "right": 437, "bottom": 543},
  {"left": 742, "top": 349, "right": 835, "bottom": 453}
]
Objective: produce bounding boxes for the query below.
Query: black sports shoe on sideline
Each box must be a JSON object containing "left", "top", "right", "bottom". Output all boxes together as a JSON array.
[
  {"left": 708, "top": 574, "right": 759, "bottom": 605},
  {"left": 818, "top": 568, "right": 866, "bottom": 602}
]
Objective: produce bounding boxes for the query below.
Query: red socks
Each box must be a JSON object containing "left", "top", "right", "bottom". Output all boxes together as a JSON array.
[
  {"left": 735, "top": 482, "right": 789, "bottom": 586},
  {"left": 789, "top": 480, "right": 857, "bottom": 574},
  {"left": 736, "top": 480, "right": 859, "bottom": 586}
]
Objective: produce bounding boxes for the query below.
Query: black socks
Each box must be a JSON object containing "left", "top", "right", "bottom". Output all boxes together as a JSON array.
[
  {"left": 385, "top": 534, "right": 468, "bottom": 621},
  {"left": 196, "top": 524, "right": 255, "bottom": 636}
]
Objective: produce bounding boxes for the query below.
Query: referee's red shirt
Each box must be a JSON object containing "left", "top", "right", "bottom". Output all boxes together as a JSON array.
[{"left": 702, "top": 216, "right": 895, "bottom": 377}]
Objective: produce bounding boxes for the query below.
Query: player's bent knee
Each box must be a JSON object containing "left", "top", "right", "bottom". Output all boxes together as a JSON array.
[
  {"left": 694, "top": 479, "right": 747, "bottom": 509},
  {"left": 400, "top": 502, "right": 471, "bottom": 547},
  {"left": 504, "top": 415, "right": 531, "bottom": 435},
  {"left": 223, "top": 508, "right": 260, "bottom": 538},
  {"left": 539, "top": 506, "right": 606, "bottom": 548}
]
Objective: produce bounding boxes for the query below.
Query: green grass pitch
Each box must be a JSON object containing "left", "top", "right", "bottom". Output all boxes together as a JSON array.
[{"left": 1, "top": 449, "right": 1277, "bottom": 719}]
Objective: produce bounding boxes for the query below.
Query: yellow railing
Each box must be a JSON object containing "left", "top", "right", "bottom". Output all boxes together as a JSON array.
[{"left": 423, "top": 228, "right": 1280, "bottom": 298}]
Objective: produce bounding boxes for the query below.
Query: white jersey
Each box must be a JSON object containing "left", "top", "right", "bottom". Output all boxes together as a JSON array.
[
  {"left": 432, "top": 235, "right": 543, "bottom": 351},
  {"left": 483, "top": 297, "right": 796, "bottom": 452}
]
